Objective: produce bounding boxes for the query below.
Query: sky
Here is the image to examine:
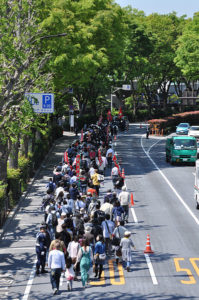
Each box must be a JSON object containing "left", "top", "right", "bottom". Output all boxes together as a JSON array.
[{"left": 115, "top": 0, "right": 199, "bottom": 18}]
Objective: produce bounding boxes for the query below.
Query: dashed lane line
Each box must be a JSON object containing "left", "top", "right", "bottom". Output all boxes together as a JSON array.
[{"left": 144, "top": 254, "right": 158, "bottom": 285}]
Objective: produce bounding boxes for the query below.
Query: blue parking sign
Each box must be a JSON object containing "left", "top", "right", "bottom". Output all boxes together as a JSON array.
[{"left": 42, "top": 94, "right": 52, "bottom": 109}]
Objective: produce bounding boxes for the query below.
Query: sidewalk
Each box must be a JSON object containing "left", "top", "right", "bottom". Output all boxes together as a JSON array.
[{"left": 0, "top": 131, "right": 76, "bottom": 240}]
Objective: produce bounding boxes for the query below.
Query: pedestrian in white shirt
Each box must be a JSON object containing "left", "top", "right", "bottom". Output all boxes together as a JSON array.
[
  {"left": 48, "top": 241, "right": 66, "bottom": 295},
  {"left": 118, "top": 186, "right": 130, "bottom": 223},
  {"left": 111, "top": 166, "right": 119, "bottom": 189}
]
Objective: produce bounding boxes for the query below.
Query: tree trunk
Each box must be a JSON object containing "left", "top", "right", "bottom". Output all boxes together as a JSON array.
[
  {"left": 21, "top": 135, "right": 29, "bottom": 158},
  {"left": 9, "top": 138, "right": 19, "bottom": 169},
  {"left": 0, "top": 140, "right": 9, "bottom": 182}
]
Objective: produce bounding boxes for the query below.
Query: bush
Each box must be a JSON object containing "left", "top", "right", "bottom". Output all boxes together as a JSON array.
[{"left": 7, "top": 168, "right": 21, "bottom": 207}]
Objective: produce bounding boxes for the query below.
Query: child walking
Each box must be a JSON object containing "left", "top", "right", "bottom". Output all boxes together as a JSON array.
[{"left": 65, "top": 258, "right": 75, "bottom": 291}]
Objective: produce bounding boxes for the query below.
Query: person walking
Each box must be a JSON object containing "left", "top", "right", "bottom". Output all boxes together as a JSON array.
[
  {"left": 101, "top": 214, "right": 115, "bottom": 256},
  {"left": 35, "top": 225, "right": 48, "bottom": 275},
  {"left": 48, "top": 241, "right": 66, "bottom": 295},
  {"left": 94, "top": 234, "right": 106, "bottom": 279},
  {"left": 74, "top": 239, "right": 93, "bottom": 289},
  {"left": 118, "top": 186, "right": 130, "bottom": 223},
  {"left": 91, "top": 169, "right": 100, "bottom": 196},
  {"left": 120, "top": 231, "right": 135, "bottom": 272}
]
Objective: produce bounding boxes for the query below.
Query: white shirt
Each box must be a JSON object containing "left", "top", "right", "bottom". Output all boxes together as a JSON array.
[
  {"left": 48, "top": 249, "right": 65, "bottom": 270},
  {"left": 89, "top": 167, "right": 95, "bottom": 176},
  {"left": 56, "top": 187, "right": 64, "bottom": 198},
  {"left": 118, "top": 191, "right": 130, "bottom": 206},
  {"left": 111, "top": 166, "right": 119, "bottom": 176}
]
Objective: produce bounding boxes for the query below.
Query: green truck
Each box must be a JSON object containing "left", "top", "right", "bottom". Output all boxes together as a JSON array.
[{"left": 166, "top": 136, "right": 197, "bottom": 164}]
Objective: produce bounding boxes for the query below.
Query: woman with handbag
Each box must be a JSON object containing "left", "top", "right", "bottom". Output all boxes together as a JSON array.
[
  {"left": 74, "top": 239, "right": 93, "bottom": 288},
  {"left": 94, "top": 235, "right": 106, "bottom": 279}
]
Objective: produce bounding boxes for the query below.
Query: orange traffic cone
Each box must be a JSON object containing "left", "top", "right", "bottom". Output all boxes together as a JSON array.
[
  {"left": 144, "top": 234, "right": 154, "bottom": 254},
  {"left": 121, "top": 168, "right": 125, "bottom": 179},
  {"left": 114, "top": 135, "right": 117, "bottom": 140},
  {"left": 131, "top": 193, "right": 134, "bottom": 206}
]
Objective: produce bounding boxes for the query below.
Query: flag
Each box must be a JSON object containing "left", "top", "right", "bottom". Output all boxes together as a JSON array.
[
  {"left": 76, "top": 154, "right": 81, "bottom": 178},
  {"left": 118, "top": 107, "right": 123, "bottom": 119},
  {"left": 107, "top": 110, "right": 112, "bottom": 122},
  {"left": 64, "top": 151, "right": 69, "bottom": 164},
  {"left": 98, "top": 149, "right": 103, "bottom": 166}
]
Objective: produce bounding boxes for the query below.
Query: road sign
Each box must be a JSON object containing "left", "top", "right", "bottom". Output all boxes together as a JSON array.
[
  {"left": 122, "top": 85, "right": 131, "bottom": 91},
  {"left": 25, "top": 93, "right": 54, "bottom": 113}
]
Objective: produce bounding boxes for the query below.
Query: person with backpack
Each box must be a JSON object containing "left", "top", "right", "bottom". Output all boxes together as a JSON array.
[
  {"left": 46, "top": 178, "right": 56, "bottom": 194},
  {"left": 106, "top": 145, "right": 114, "bottom": 168},
  {"left": 93, "top": 203, "right": 105, "bottom": 225},
  {"left": 46, "top": 207, "right": 59, "bottom": 240},
  {"left": 112, "top": 201, "right": 124, "bottom": 225},
  {"left": 79, "top": 170, "right": 88, "bottom": 195},
  {"left": 94, "top": 234, "right": 106, "bottom": 279}
]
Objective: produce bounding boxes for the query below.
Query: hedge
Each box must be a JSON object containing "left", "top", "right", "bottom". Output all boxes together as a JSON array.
[{"left": 148, "top": 111, "right": 199, "bottom": 134}]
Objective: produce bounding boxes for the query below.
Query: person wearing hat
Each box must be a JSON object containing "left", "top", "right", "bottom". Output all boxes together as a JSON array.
[
  {"left": 118, "top": 186, "right": 130, "bottom": 223},
  {"left": 120, "top": 231, "right": 135, "bottom": 272}
]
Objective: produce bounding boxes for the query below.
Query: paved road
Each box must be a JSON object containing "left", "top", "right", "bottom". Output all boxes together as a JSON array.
[{"left": 1, "top": 125, "right": 199, "bottom": 299}]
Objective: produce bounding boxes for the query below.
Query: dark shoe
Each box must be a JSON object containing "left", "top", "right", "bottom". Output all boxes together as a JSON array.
[
  {"left": 36, "top": 269, "right": 40, "bottom": 275},
  {"left": 127, "top": 267, "right": 130, "bottom": 272},
  {"left": 94, "top": 272, "right": 98, "bottom": 278},
  {"left": 41, "top": 269, "right": 48, "bottom": 274},
  {"left": 116, "top": 258, "right": 119, "bottom": 265},
  {"left": 53, "top": 288, "right": 58, "bottom": 295}
]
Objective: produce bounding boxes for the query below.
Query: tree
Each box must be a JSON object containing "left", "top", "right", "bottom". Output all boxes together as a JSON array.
[
  {"left": 0, "top": 0, "right": 52, "bottom": 181},
  {"left": 175, "top": 13, "right": 199, "bottom": 81}
]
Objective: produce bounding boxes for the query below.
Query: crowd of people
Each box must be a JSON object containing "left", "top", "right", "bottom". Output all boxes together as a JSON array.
[{"left": 35, "top": 121, "right": 135, "bottom": 295}]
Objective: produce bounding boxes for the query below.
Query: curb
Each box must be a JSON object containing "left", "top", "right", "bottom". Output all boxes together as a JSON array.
[{"left": 0, "top": 132, "right": 76, "bottom": 240}]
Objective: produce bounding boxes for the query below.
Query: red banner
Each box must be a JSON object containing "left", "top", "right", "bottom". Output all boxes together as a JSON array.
[
  {"left": 118, "top": 107, "right": 123, "bottom": 119},
  {"left": 98, "top": 149, "right": 103, "bottom": 166},
  {"left": 64, "top": 151, "right": 69, "bottom": 164},
  {"left": 107, "top": 110, "right": 112, "bottom": 122},
  {"left": 76, "top": 154, "right": 81, "bottom": 178}
]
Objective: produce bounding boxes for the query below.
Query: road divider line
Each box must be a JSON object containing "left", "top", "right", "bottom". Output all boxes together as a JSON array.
[
  {"left": 144, "top": 254, "right": 158, "bottom": 285},
  {"left": 141, "top": 135, "right": 199, "bottom": 225},
  {"left": 22, "top": 259, "right": 36, "bottom": 300},
  {"left": 131, "top": 207, "right": 138, "bottom": 223}
]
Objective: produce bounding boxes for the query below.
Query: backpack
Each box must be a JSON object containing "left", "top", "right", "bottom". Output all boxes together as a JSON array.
[
  {"left": 48, "top": 182, "right": 54, "bottom": 193},
  {"left": 51, "top": 213, "right": 58, "bottom": 227}
]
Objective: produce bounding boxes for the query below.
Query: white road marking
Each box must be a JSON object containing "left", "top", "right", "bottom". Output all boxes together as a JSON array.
[
  {"left": 144, "top": 254, "right": 158, "bottom": 285},
  {"left": 147, "top": 139, "right": 165, "bottom": 154},
  {"left": 141, "top": 135, "right": 199, "bottom": 225},
  {"left": 130, "top": 207, "right": 138, "bottom": 223},
  {"left": 125, "top": 184, "right": 138, "bottom": 223},
  {"left": 22, "top": 259, "right": 36, "bottom": 300}
]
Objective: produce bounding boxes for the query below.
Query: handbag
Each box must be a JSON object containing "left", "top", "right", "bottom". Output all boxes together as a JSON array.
[
  {"left": 105, "top": 221, "right": 112, "bottom": 240},
  {"left": 99, "top": 253, "right": 106, "bottom": 260},
  {"left": 97, "top": 174, "right": 104, "bottom": 182},
  {"left": 112, "top": 236, "right": 120, "bottom": 246},
  {"left": 116, "top": 247, "right": 122, "bottom": 257}
]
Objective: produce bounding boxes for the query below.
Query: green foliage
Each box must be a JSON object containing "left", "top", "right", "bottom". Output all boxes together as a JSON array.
[
  {"left": 175, "top": 13, "right": 199, "bottom": 79},
  {"left": 7, "top": 168, "right": 21, "bottom": 206}
]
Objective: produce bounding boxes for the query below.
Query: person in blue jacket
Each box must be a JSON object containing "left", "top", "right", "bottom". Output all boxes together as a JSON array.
[
  {"left": 35, "top": 225, "right": 48, "bottom": 275},
  {"left": 94, "top": 235, "right": 106, "bottom": 279}
]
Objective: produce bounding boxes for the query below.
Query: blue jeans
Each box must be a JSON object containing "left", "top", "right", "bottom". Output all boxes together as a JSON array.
[{"left": 50, "top": 268, "right": 62, "bottom": 290}]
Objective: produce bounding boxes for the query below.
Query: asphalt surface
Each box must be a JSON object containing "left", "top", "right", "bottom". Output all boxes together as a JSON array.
[{"left": 1, "top": 125, "right": 199, "bottom": 300}]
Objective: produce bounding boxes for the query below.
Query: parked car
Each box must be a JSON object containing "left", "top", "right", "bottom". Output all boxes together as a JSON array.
[
  {"left": 188, "top": 126, "right": 199, "bottom": 138},
  {"left": 176, "top": 123, "right": 190, "bottom": 135}
]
